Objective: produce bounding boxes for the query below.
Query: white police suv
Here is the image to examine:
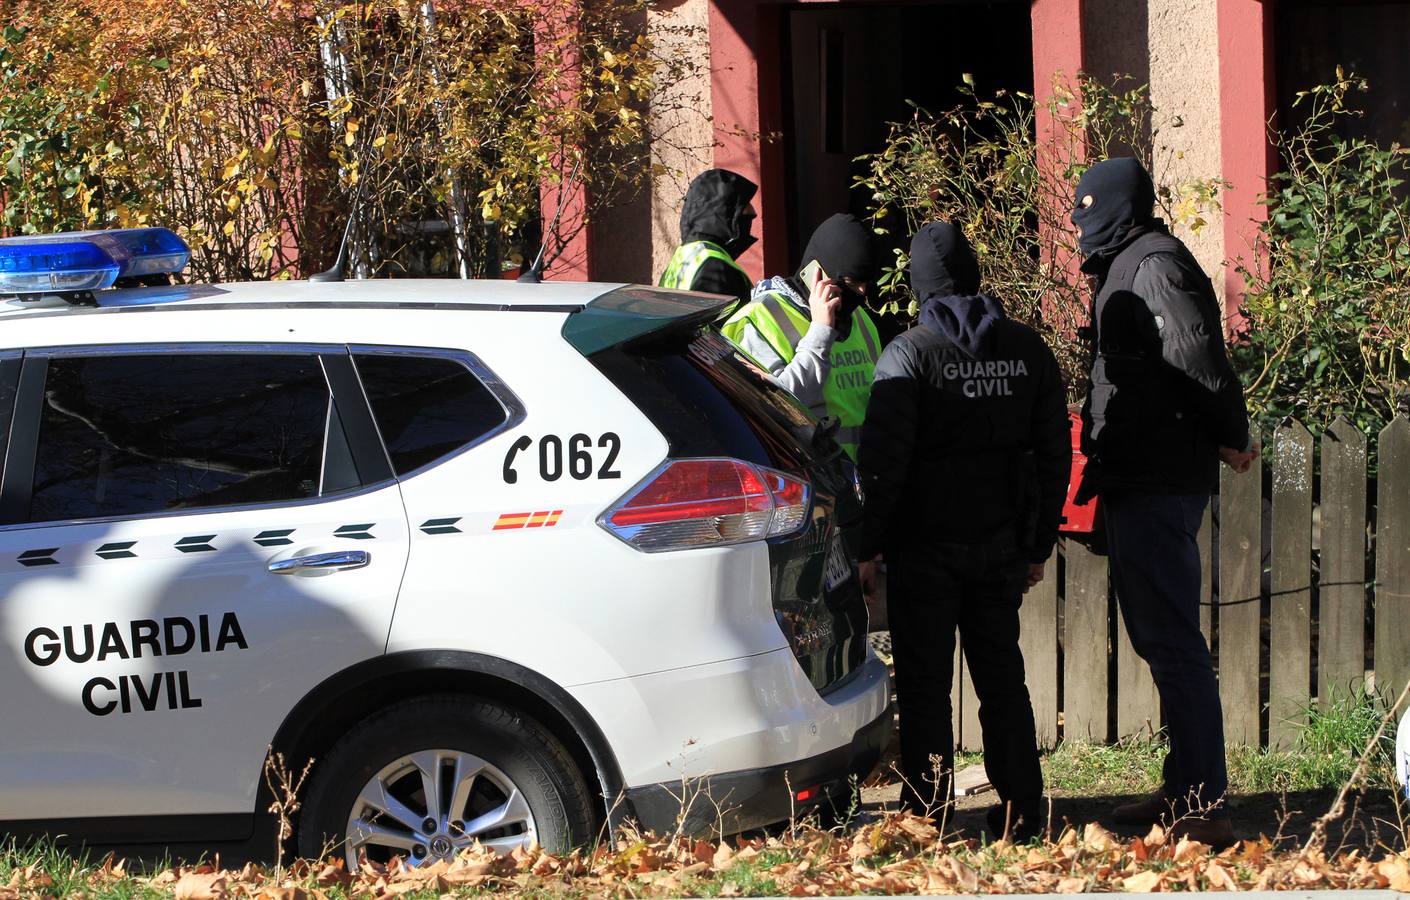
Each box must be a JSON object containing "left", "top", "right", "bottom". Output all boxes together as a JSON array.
[{"left": 0, "top": 228, "right": 890, "bottom": 867}]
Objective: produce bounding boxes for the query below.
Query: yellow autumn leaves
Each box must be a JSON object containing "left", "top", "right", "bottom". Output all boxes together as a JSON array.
[
  {"left": 0, "top": 0, "right": 669, "bottom": 280},
  {"left": 5, "top": 813, "right": 1410, "bottom": 897}
]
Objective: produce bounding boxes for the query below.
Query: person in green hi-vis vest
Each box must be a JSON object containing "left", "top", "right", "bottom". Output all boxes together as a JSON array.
[
  {"left": 658, "top": 169, "right": 757, "bottom": 310},
  {"left": 721, "top": 213, "right": 882, "bottom": 459}
]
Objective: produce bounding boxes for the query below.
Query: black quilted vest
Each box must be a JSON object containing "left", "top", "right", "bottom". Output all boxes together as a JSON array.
[{"left": 1082, "top": 229, "right": 1223, "bottom": 494}]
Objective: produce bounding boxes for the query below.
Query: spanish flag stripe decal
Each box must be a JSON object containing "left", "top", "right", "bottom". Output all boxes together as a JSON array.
[
  {"left": 493, "top": 510, "right": 565, "bottom": 531},
  {"left": 493, "top": 512, "right": 533, "bottom": 530}
]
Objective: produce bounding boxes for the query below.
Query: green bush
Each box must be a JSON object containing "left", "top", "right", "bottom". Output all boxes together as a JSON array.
[{"left": 1235, "top": 71, "right": 1410, "bottom": 440}]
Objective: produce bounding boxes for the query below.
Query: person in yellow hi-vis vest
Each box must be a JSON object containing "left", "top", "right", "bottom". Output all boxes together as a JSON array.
[
  {"left": 658, "top": 169, "right": 757, "bottom": 309},
  {"left": 721, "top": 213, "right": 882, "bottom": 459}
]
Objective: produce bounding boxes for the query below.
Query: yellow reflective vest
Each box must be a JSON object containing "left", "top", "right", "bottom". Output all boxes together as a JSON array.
[
  {"left": 659, "top": 241, "right": 748, "bottom": 293},
  {"left": 721, "top": 290, "right": 881, "bottom": 459}
]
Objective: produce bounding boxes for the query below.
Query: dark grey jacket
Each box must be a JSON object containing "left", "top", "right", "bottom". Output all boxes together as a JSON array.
[
  {"left": 1080, "top": 226, "right": 1250, "bottom": 495},
  {"left": 857, "top": 295, "right": 1070, "bottom": 563}
]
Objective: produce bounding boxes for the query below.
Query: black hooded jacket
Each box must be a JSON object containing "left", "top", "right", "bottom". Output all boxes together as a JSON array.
[
  {"left": 677, "top": 169, "right": 757, "bottom": 301},
  {"left": 858, "top": 223, "right": 1070, "bottom": 563},
  {"left": 1071, "top": 159, "right": 1249, "bottom": 495}
]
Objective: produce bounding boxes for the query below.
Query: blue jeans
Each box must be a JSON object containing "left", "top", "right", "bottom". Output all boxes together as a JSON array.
[{"left": 1104, "top": 491, "right": 1229, "bottom": 818}]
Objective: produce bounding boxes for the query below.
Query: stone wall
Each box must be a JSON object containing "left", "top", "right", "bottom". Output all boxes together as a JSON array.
[
  {"left": 1084, "top": 0, "right": 1228, "bottom": 301},
  {"left": 646, "top": 0, "right": 716, "bottom": 279},
  {"left": 1146, "top": 0, "right": 1226, "bottom": 302},
  {"left": 587, "top": 0, "right": 715, "bottom": 283}
]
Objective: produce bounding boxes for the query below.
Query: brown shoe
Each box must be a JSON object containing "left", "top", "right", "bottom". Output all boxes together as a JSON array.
[
  {"left": 1109, "top": 792, "right": 1175, "bottom": 826},
  {"left": 1169, "top": 816, "right": 1235, "bottom": 849}
]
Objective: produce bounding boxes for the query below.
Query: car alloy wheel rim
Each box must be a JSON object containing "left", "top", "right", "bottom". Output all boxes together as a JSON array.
[{"left": 344, "top": 749, "right": 537, "bottom": 869}]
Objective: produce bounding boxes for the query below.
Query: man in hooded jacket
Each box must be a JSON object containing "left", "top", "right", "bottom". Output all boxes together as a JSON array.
[
  {"left": 857, "top": 222, "right": 1069, "bottom": 839},
  {"left": 722, "top": 213, "right": 884, "bottom": 459},
  {"left": 1069, "top": 157, "right": 1254, "bottom": 846},
  {"left": 659, "top": 168, "right": 757, "bottom": 307}
]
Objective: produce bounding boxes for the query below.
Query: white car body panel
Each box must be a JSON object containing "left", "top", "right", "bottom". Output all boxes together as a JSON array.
[
  {"left": 569, "top": 644, "right": 889, "bottom": 788},
  {"left": 0, "top": 488, "right": 409, "bottom": 817},
  {"left": 385, "top": 329, "right": 789, "bottom": 685}
]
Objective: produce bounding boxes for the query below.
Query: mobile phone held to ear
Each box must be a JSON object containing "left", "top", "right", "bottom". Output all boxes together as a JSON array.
[{"left": 799, "top": 259, "right": 829, "bottom": 287}]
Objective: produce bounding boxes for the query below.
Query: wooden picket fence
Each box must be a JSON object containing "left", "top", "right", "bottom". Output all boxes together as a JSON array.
[{"left": 949, "top": 414, "right": 1410, "bottom": 751}]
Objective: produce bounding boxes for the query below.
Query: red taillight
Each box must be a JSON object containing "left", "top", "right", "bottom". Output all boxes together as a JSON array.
[
  {"left": 607, "top": 459, "right": 771, "bottom": 526},
  {"left": 602, "top": 458, "right": 811, "bottom": 552},
  {"left": 760, "top": 467, "right": 809, "bottom": 535}
]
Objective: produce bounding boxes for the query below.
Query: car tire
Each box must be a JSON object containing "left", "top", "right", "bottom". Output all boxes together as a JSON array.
[{"left": 298, "top": 694, "right": 596, "bottom": 867}]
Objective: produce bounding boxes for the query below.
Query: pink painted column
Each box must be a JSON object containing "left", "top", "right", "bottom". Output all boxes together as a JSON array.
[
  {"left": 708, "top": 0, "right": 785, "bottom": 280},
  {"left": 536, "top": 0, "right": 593, "bottom": 280},
  {"left": 1031, "top": 0, "right": 1085, "bottom": 152},
  {"left": 538, "top": 170, "right": 592, "bottom": 280},
  {"left": 1216, "top": 0, "right": 1275, "bottom": 333},
  {"left": 1031, "top": 0, "right": 1086, "bottom": 294}
]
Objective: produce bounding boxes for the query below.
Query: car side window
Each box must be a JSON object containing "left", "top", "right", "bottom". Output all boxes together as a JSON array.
[
  {"left": 353, "top": 353, "right": 508, "bottom": 475},
  {"left": 28, "top": 353, "right": 336, "bottom": 523},
  {"left": 0, "top": 355, "right": 20, "bottom": 488}
]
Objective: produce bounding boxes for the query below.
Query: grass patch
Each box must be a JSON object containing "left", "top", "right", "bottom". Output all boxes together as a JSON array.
[
  {"left": 0, "top": 839, "right": 166, "bottom": 899},
  {"left": 1041, "top": 737, "right": 1165, "bottom": 795},
  {"left": 955, "top": 750, "right": 984, "bottom": 771},
  {"left": 1042, "top": 688, "right": 1398, "bottom": 796},
  {"left": 1233, "top": 688, "right": 1397, "bottom": 793},
  {"left": 697, "top": 848, "right": 794, "bottom": 897}
]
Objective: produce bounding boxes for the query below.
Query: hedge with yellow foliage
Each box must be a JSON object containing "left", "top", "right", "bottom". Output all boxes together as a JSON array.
[{"left": 0, "top": 0, "right": 676, "bottom": 280}]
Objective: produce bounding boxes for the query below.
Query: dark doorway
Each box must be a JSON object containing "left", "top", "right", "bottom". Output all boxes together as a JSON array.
[
  {"left": 781, "top": 1, "right": 1033, "bottom": 267},
  {"left": 1275, "top": 0, "right": 1410, "bottom": 149}
]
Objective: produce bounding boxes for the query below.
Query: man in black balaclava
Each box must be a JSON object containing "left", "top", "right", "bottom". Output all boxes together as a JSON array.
[
  {"left": 721, "top": 213, "right": 883, "bottom": 459},
  {"left": 1070, "top": 157, "right": 1253, "bottom": 847},
  {"left": 857, "top": 222, "right": 1068, "bottom": 839},
  {"left": 658, "top": 168, "right": 757, "bottom": 307}
]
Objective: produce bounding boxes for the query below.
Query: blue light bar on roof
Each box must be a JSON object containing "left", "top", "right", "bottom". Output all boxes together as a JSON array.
[
  {"left": 75, "top": 227, "right": 191, "bottom": 279},
  {"left": 0, "top": 227, "right": 189, "bottom": 295},
  {"left": 0, "top": 240, "right": 120, "bottom": 294}
]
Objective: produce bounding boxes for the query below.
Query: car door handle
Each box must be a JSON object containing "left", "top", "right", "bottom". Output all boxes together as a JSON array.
[{"left": 268, "top": 550, "right": 371, "bottom": 575}]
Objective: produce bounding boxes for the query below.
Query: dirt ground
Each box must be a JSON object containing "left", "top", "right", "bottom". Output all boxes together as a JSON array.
[
  {"left": 855, "top": 700, "right": 1405, "bottom": 855},
  {"left": 858, "top": 778, "right": 1404, "bottom": 854},
  {"left": 857, "top": 638, "right": 1405, "bottom": 854}
]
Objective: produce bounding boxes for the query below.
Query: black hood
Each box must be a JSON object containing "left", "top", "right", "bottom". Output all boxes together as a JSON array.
[
  {"left": 909, "top": 221, "right": 980, "bottom": 299},
  {"left": 1071, "top": 157, "right": 1156, "bottom": 263},
  {"left": 680, "top": 168, "right": 758, "bottom": 259},
  {"left": 912, "top": 221, "right": 1004, "bottom": 358},
  {"left": 919, "top": 293, "right": 1008, "bottom": 360}
]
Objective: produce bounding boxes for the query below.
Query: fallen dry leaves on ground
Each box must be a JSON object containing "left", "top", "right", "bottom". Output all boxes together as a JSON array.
[{"left": 4, "top": 813, "right": 1409, "bottom": 897}]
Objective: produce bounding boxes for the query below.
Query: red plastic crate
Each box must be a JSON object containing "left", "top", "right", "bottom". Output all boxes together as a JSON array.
[{"left": 1060, "top": 409, "right": 1100, "bottom": 534}]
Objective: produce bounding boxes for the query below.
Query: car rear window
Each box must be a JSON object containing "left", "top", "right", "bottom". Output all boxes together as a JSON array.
[
  {"left": 584, "top": 327, "right": 820, "bottom": 471},
  {"left": 353, "top": 353, "right": 508, "bottom": 475}
]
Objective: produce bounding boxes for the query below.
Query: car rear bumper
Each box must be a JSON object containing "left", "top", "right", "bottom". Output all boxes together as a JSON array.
[{"left": 615, "top": 655, "right": 894, "bottom": 836}]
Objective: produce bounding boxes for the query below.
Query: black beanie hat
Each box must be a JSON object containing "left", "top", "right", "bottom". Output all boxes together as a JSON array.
[{"left": 797, "top": 213, "right": 880, "bottom": 284}]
